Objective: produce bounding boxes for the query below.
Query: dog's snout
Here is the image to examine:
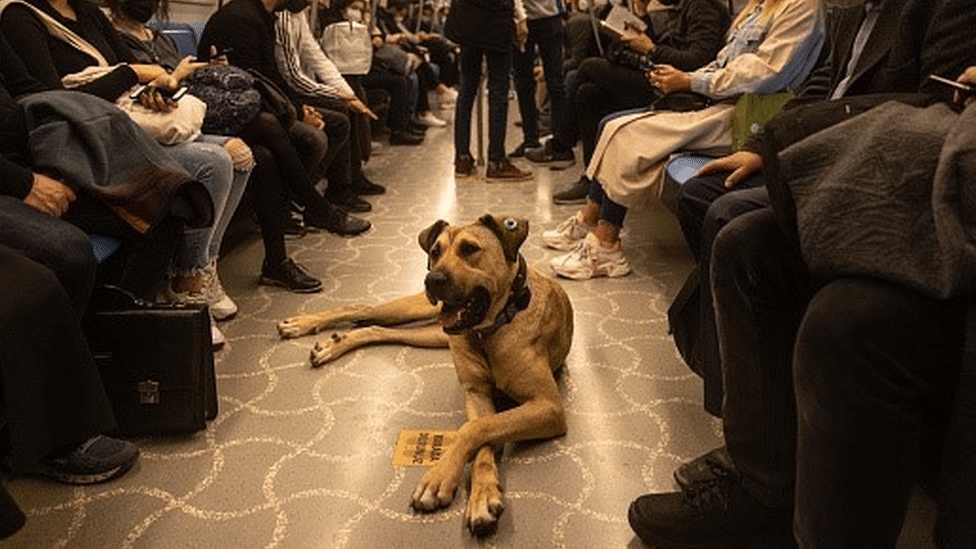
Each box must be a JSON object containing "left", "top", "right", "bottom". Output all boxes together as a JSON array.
[{"left": 425, "top": 270, "right": 449, "bottom": 294}]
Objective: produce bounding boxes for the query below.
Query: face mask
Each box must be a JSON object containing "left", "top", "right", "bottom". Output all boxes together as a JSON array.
[
  {"left": 122, "top": 0, "right": 159, "bottom": 23},
  {"left": 344, "top": 8, "right": 364, "bottom": 22}
]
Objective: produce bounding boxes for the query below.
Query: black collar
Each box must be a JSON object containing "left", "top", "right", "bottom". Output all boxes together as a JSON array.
[{"left": 472, "top": 255, "right": 531, "bottom": 339}]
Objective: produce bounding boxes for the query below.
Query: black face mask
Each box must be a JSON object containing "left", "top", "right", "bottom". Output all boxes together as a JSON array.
[
  {"left": 121, "top": 0, "right": 159, "bottom": 23},
  {"left": 279, "top": 0, "right": 309, "bottom": 13}
]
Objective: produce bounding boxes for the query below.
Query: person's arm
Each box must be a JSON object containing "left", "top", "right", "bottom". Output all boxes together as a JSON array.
[
  {"left": 275, "top": 11, "right": 354, "bottom": 99},
  {"left": 689, "top": 0, "right": 823, "bottom": 99},
  {"left": 0, "top": 3, "right": 139, "bottom": 101},
  {"left": 646, "top": 0, "right": 730, "bottom": 72}
]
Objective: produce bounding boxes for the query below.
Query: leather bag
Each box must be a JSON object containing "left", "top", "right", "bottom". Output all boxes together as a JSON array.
[{"left": 87, "top": 287, "right": 217, "bottom": 435}]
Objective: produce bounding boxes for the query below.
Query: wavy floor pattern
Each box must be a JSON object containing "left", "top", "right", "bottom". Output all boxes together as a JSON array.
[{"left": 7, "top": 102, "right": 726, "bottom": 549}]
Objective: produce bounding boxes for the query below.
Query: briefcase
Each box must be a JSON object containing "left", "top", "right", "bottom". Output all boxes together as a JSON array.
[{"left": 87, "top": 289, "right": 217, "bottom": 435}]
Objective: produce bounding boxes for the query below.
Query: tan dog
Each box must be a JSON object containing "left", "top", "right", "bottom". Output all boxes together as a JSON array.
[{"left": 277, "top": 214, "right": 573, "bottom": 534}]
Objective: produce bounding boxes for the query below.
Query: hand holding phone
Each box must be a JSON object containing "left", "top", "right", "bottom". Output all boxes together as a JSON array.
[{"left": 929, "top": 74, "right": 975, "bottom": 93}]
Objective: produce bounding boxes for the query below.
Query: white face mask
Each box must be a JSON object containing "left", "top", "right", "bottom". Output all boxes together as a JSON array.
[{"left": 345, "top": 7, "right": 364, "bottom": 22}]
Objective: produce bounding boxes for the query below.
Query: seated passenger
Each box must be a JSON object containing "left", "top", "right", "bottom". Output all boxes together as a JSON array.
[{"left": 542, "top": 0, "right": 823, "bottom": 279}]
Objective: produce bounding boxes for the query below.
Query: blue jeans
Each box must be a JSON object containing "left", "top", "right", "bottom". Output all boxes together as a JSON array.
[
  {"left": 164, "top": 138, "right": 243, "bottom": 274},
  {"left": 454, "top": 45, "right": 512, "bottom": 161},
  {"left": 512, "top": 15, "right": 566, "bottom": 145}
]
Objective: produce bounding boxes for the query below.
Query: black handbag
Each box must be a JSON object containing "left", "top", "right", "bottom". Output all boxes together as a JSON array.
[{"left": 87, "top": 287, "right": 217, "bottom": 435}]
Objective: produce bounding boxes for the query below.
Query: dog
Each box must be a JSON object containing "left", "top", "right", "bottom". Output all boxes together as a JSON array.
[{"left": 277, "top": 214, "right": 573, "bottom": 534}]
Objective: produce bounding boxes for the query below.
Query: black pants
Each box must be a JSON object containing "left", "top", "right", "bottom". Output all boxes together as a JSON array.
[{"left": 712, "top": 208, "right": 964, "bottom": 548}]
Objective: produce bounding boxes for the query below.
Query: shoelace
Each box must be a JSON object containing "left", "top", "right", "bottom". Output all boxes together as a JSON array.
[{"left": 683, "top": 476, "right": 733, "bottom": 511}]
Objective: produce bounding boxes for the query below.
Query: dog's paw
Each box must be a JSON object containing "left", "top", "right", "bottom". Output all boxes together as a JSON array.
[
  {"left": 309, "top": 333, "right": 348, "bottom": 367},
  {"left": 465, "top": 480, "right": 504, "bottom": 536},
  {"left": 277, "top": 317, "right": 319, "bottom": 339},
  {"left": 410, "top": 468, "right": 459, "bottom": 512}
]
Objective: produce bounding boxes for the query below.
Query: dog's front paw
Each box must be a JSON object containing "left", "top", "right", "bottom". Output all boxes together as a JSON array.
[
  {"left": 309, "top": 333, "right": 349, "bottom": 367},
  {"left": 411, "top": 466, "right": 460, "bottom": 512},
  {"left": 465, "top": 478, "right": 504, "bottom": 535},
  {"left": 277, "top": 316, "right": 319, "bottom": 339}
]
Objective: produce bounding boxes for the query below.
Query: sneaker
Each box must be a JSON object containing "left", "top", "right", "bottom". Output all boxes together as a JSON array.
[
  {"left": 552, "top": 176, "right": 591, "bottom": 205},
  {"left": 354, "top": 176, "right": 386, "bottom": 196},
  {"left": 284, "top": 212, "right": 307, "bottom": 239},
  {"left": 389, "top": 130, "right": 424, "bottom": 146},
  {"left": 524, "top": 140, "right": 575, "bottom": 169},
  {"left": 485, "top": 158, "right": 533, "bottom": 182},
  {"left": 455, "top": 155, "right": 475, "bottom": 178},
  {"left": 415, "top": 111, "right": 447, "bottom": 127},
  {"left": 674, "top": 446, "right": 738, "bottom": 492},
  {"left": 542, "top": 211, "right": 595, "bottom": 250},
  {"left": 210, "top": 318, "right": 226, "bottom": 351},
  {"left": 508, "top": 141, "right": 542, "bottom": 158},
  {"left": 30, "top": 435, "right": 139, "bottom": 485},
  {"left": 259, "top": 258, "right": 323, "bottom": 293},
  {"left": 627, "top": 476, "right": 795, "bottom": 549},
  {"left": 550, "top": 232, "right": 631, "bottom": 279},
  {"left": 329, "top": 191, "right": 372, "bottom": 213},
  {"left": 304, "top": 203, "right": 371, "bottom": 236},
  {"left": 201, "top": 262, "right": 237, "bottom": 321}
]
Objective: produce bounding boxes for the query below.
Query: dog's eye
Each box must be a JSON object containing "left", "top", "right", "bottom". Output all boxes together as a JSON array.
[
  {"left": 429, "top": 245, "right": 441, "bottom": 260},
  {"left": 459, "top": 242, "right": 480, "bottom": 256}
]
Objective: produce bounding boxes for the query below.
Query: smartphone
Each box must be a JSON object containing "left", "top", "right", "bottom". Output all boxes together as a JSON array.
[
  {"left": 928, "top": 74, "right": 975, "bottom": 93},
  {"left": 130, "top": 85, "right": 189, "bottom": 101},
  {"left": 599, "top": 20, "right": 625, "bottom": 38}
]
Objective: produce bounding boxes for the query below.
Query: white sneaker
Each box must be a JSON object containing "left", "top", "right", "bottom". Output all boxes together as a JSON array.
[
  {"left": 415, "top": 111, "right": 447, "bottom": 127},
  {"left": 550, "top": 233, "right": 632, "bottom": 280},
  {"left": 211, "top": 317, "right": 226, "bottom": 351},
  {"left": 542, "top": 211, "right": 595, "bottom": 251},
  {"left": 201, "top": 262, "right": 238, "bottom": 321}
]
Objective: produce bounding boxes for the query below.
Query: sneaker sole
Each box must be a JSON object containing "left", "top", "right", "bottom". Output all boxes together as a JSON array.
[
  {"left": 32, "top": 457, "right": 137, "bottom": 486},
  {"left": 548, "top": 159, "right": 576, "bottom": 171},
  {"left": 543, "top": 238, "right": 584, "bottom": 251},
  {"left": 258, "top": 276, "right": 323, "bottom": 294},
  {"left": 486, "top": 173, "right": 534, "bottom": 183},
  {"left": 552, "top": 196, "right": 587, "bottom": 205}
]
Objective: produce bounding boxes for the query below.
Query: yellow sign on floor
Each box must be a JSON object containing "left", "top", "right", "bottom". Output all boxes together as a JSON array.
[{"left": 392, "top": 429, "right": 458, "bottom": 467}]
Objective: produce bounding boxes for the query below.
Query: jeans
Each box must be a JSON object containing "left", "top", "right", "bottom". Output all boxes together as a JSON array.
[
  {"left": 454, "top": 44, "right": 512, "bottom": 161},
  {"left": 675, "top": 175, "right": 768, "bottom": 415},
  {"left": 794, "top": 278, "right": 962, "bottom": 548},
  {"left": 0, "top": 196, "right": 94, "bottom": 313},
  {"left": 512, "top": 15, "right": 565, "bottom": 145},
  {"left": 165, "top": 139, "right": 236, "bottom": 274}
]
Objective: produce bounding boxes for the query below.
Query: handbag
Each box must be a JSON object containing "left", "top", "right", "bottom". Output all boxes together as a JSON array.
[
  {"left": 115, "top": 91, "right": 207, "bottom": 145},
  {"left": 320, "top": 20, "right": 373, "bottom": 76},
  {"left": 443, "top": 0, "right": 514, "bottom": 53},
  {"left": 184, "top": 65, "right": 263, "bottom": 136},
  {"left": 87, "top": 286, "right": 217, "bottom": 435},
  {"left": 245, "top": 68, "right": 298, "bottom": 129}
]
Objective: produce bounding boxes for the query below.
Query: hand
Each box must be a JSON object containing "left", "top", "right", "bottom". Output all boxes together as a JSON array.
[
  {"left": 372, "top": 36, "right": 384, "bottom": 48},
  {"left": 696, "top": 151, "right": 764, "bottom": 189},
  {"left": 344, "top": 96, "right": 379, "bottom": 120},
  {"left": 516, "top": 20, "right": 528, "bottom": 51},
  {"left": 646, "top": 64, "right": 691, "bottom": 95},
  {"left": 139, "top": 76, "right": 180, "bottom": 112},
  {"left": 223, "top": 137, "right": 255, "bottom": 171},
  {"left": 171, "top": 55, "right": 207, "bottom": 81},
  {"left": 621, "top": 29, "right": 654, "bottom": 55},
  {"left": 24, "top": 173, "right": 75, "bottom": 217},
  {"left": 956, "top": 66, "right": 976, "bottom": 106},
  {"left": 302, "top": 104, "right": 325, "bottom": 130}
]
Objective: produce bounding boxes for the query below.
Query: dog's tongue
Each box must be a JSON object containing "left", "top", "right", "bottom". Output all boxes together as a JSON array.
[{"left": 438, "top": 306, "right": 464, "bottom": 330}]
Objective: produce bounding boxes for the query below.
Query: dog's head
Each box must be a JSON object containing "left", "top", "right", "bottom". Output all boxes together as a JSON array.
[{"left": 418, "top": 214, "right": 529, "bottom": 334}]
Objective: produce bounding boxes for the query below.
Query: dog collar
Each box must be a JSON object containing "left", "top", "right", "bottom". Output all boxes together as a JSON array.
[{"left": 472, "top": 254, "right": 531, "bottom": 339}]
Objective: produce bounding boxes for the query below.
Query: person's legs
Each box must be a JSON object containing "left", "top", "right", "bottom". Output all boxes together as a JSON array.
[
  {"left": 454, "top": 45, "right": 482, "bottom": 163},
  {"left": 511, "top": 24, "right": 541, "bottom": 149},
  {"left": 0, "top": 196, "right": 94, "bottom": 314},
  {"left": 485, "top": 47, "right": 512, "bottom": 162},
  {"left": 575, "top": 58, "right": 656, "bottom": 165},
  {"left": 534, "top": 16, "right": 566, "bottom": 147},
  {"left": 794, "top": 278, "right": 963, "bottom": 549}
]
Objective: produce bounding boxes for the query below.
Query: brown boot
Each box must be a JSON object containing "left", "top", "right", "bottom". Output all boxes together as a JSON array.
[{"left": 486, "top": 158, "right": 533, "bottom": 182}]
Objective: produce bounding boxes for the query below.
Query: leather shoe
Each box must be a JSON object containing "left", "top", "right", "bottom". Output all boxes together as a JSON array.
[
  {"left": 354, "top": 177, "right": 386, "bottom": 195},
  {"left": 304, "top": 203, "right": 371, "bottom": 236},
  {"left": 674, "top": 446, "right": 738, "bottom": 491},
  {"left": 628, "top": 476, "right": 794, "bottom": 549},
  {"left": 259, "top": 258, "right": 322, "bottom": 293},
  {"left": 390, "top": 131, "right": 423, "bottom": 146}
]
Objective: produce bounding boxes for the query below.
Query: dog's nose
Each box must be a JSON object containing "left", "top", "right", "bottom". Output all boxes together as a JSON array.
[{"left": 425, "top": 270, "right": 449, "bottom": 295}]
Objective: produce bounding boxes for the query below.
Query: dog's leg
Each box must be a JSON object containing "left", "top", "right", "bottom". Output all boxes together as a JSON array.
[
  {"left": 278, "top": 293, "right": 438, "bottom": 339},
  {"left": 310, "top": 324, "right": 448, "bottom": 367},
  {"left": 465, "top": 444, "right": 504, "bottom": 535}
]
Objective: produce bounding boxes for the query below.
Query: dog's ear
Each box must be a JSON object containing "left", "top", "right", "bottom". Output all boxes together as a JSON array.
[
  {"left": 418, "top": 219, "right": 449, "bottom": 253},
  {"left": 478, "top": 214, "right": 528, "bottom": 263}
]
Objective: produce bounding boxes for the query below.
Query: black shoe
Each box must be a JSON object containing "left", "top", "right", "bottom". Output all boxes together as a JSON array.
[
  {"left": 259, "top": 257, "right": 322, "bottom": 293},
  {"left": 674, "top": 446, "right": 738, "bottom": 491},
  {"left": 525, "top": 139, "right": 576, "bottom": 169},
  {"left": 304, "top": 203, "right": 371, "bottom": 236},
  {"left": 455, "top": 155, "right": 475, "bottom": 177},
  {"left": 485, "top": 158, "right": 533, "bottom": 181},
  {"left": 354, "top": 176, "right": 386, "bottom": 196},
  {"left": 29, "top": 435, "right": 139, "bottom": 485},
  {"left": 408, "top": 122, "right": 428, "bottom": 134},
  {"left": 284, "top": 213, "right": 307, "bottom": 238},
  {"left": 508, "top": 141, "right": 542, "bottom": 158},
  {"left": 628, "top": 477, "right": 795, "bottom": 549},
  {"left": 389, "top": 131, "right": 424, "bottom": 146},
  {"left": 330, "top": 192, "right": 372, "bottom": 213},
  {"left": 552, "top": 177, "right": 591, "bottom": 205}
]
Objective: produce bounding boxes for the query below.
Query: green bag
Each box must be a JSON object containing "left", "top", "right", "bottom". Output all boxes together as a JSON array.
[{"left": 729, "top": 92, "right": 793, "bottom": 151}]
